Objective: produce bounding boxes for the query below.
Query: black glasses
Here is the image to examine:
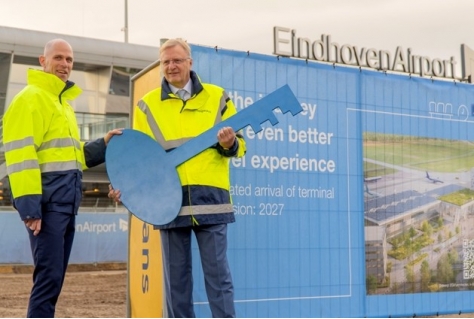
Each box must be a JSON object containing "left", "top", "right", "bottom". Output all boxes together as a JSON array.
[{"left": 161, "top": 58, "right": 190, "bottom": 67}]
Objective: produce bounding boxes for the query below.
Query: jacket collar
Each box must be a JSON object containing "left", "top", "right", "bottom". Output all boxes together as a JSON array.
[
  {"left": 27, "top": 68, "right": 82, "bottom": 100},
  {"left": 161, "top": 70, "right": 204, "bottom": 101}
]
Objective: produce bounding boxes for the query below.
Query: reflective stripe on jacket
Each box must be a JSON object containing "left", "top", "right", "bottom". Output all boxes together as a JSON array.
[
  {"left": 3, "top": 69, "right": 106, "bottom": 220},
  {"left": 133, "top": 71, "right": 246, "bottom": 228}
]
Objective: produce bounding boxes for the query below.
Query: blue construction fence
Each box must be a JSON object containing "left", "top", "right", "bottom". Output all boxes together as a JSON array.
[
  {"left": 0, "top": 211, "right": 128, "bottom": 264},
  {"left": 3, "top": 42, "right": 474, "bottom": 317},
  {"left": 187, "top": 44, "right": 474, "bottom": 317}
]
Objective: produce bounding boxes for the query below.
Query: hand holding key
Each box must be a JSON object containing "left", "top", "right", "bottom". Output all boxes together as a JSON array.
[{"left": 105, "top": 85, "right": 303, "bottom": 225}]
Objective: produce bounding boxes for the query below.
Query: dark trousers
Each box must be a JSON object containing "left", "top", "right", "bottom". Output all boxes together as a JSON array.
[
  {"left": 160, "top": 223, "right": 235, "bottom": 318},
  {"left": 26, "top": 211, "right": 76, "bottom": 318}
]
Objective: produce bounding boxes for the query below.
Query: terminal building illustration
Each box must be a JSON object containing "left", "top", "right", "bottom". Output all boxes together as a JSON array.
[{"left": 364, "top": 169, "right": 474, "bottom": 291}]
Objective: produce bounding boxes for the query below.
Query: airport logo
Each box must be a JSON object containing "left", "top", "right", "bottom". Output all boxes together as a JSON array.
[
  {"left": 461, "top": 44, "right": 474, "bottom": 83},
  {"left": 273, "top": 26, "right": 474, "bottom": 83},
  {"left": 119, "top": 218, "right": 128, "bottom": 231},
  {"left": 76, "top": 218, "right": 129, "bottom": 234}
]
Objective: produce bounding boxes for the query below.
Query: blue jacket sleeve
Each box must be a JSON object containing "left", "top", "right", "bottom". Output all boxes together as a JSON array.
[{"left": 83, "top": 138, "right": 107, "bottom": 168}]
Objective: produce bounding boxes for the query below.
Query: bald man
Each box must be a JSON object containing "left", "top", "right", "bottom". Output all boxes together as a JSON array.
[{"left": 3, "top": 39, "right": 121, "bottom": 317}]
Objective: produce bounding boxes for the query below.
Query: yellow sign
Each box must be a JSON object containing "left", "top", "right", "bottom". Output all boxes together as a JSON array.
[
  {"left": 128, "top": 214, "right": 163, "bottom": 317},
  {"left": 127, "top": 60, "right": 164, "bottom": 318}
]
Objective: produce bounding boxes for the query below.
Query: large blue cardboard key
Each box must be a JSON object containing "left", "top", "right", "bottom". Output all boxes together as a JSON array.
[{"left": 105, "top": 84, "right": 303, "bottom": 225}]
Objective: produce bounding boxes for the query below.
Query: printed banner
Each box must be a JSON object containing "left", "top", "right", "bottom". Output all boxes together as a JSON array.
[
  {"left": 358, "top": 73, "right": 474, "bottom": 316},
  {"left": 126, "top": 44, "right": 474, "bottom": 317},
  {"left": 0, "top": 211, "right": 128, "bottom": 264},
  {"left": 191, "top": 45, "right": 474, "bottom": 317},
  {"left": 190, "top": 46, "right": 365, "bottom": 317}
]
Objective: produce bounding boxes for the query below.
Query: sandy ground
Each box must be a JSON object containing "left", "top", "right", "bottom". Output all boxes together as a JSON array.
[
  {"left": 0, "top": 270, "right": 127, "bottom": 318},
  {"left": 0, "top": 267, "right": 473, "bottom": 318}
]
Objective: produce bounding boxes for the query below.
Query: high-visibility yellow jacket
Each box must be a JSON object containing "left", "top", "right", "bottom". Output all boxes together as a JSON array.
[
  {"left": 133, "top": 71, "right": 246, "bottom": 228},
  {"left": 3, "top": 69, "right": 107, "bottom": 220}
]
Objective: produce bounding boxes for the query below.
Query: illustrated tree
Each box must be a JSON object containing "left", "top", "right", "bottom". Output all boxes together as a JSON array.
[
  {"left": 421, "top": 221, "right": 433, "bottom": 236},
  {"left": 405, "top": 265, "right": 415, "bottom": 293},
  {"left": 437, "top": 253, "right": 454, "bottom": 284},
  {"left": 448, "top": 249, "right": 459, "bottom": 264},
  {"left": 437, "top": 216, "right": 444, "bottom": 228},
  {"left": 420, "top": 260, "right": 431, "bottom": 292},
  {"left": 366, "top": 275, "right": 378, "bottom": 294}
]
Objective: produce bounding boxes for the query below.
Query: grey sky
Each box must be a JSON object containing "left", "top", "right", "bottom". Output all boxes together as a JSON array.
[{"left": 0, "top": 0, "right": 473, "bottom": 65}]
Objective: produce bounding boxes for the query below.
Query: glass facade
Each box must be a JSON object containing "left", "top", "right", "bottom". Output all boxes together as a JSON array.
[
  {"left": 77, "top": 113, "right": 129, "bottom": 141},
  {"left": 0, "top": 52, "right": 11, "bottom": 115}
]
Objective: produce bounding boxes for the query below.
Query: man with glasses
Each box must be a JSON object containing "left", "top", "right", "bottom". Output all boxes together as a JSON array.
[{"left": 109, "top": 38, "right": 246, "bottom": 317}]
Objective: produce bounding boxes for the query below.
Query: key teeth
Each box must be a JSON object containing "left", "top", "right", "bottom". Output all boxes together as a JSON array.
[
  {"left": 279, "top": 106, "right": 303, "bottom": 116},
  {"left": 268, "top": 117, "right": 279, "bottom": 126},
  {"left": 249, "top": 123, "right": 264, "bottom": 134},
  {"left": 276, "top": 97, "right": 304, "bottom": 116},
  {"left": 289, "top": 106, "right": 304, "bottom": 116},
  {"left": 265, "top": 112, "right": 279, "bottom": 126}
]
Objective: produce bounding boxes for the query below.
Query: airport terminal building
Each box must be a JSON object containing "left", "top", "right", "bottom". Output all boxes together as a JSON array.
[{"left": 0, "top": 26, "right": 158, "bottom": 210}]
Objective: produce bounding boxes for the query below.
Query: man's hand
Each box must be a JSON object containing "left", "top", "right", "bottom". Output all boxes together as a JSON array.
[
  {"left": 24, "top": 218, "right": 42, "bottom": 236},
  {"left": 108, "top": 184, "right": 122, "bottom": 203},
  {"left": 217, "top": 127, "right": 236, "bottom": 149},
  {"left": 104, "top": 129, "right": 123, "bottom": 146}
]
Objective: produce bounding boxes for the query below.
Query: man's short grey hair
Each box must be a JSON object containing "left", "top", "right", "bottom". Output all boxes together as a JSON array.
[{"left": 160, "top": 38, "right": 191, "bottom": 58}]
